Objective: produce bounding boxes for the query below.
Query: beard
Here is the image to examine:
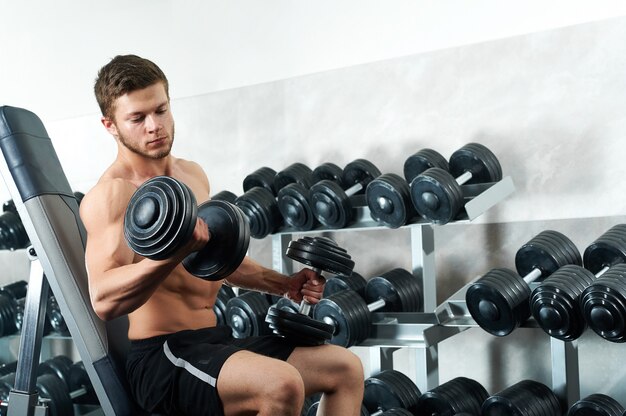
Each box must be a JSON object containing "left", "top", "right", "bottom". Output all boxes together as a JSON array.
[{"left": 118, "top": 123, "right": 175, "bottom": 160}]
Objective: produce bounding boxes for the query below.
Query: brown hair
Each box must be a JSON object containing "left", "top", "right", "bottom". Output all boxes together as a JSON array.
[{"left": 94, "top": 54, "right": 169, "bottom": 119}]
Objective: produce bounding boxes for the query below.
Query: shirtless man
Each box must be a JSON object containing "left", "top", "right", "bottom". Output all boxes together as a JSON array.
[{"left": 80, "top": 54, "right": 364, "bottom": 416}]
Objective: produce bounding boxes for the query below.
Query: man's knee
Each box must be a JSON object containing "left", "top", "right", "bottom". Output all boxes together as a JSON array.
[{"left": 261, "top": 365, "right": 305, "bottom": 412}]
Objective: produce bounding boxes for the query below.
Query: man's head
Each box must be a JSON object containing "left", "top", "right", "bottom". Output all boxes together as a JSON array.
[{"left": 95, "top": 54, "right": 169, "bottom": 120}]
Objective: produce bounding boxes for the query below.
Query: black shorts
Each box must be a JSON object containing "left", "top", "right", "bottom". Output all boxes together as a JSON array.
[{"left": 126, "top": 325, "right": 297, "bottom": 416}]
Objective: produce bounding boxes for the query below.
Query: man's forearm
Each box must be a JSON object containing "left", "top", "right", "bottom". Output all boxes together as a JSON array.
[{"left": 225, "top": 256, "right": 290, "bottom": 296}]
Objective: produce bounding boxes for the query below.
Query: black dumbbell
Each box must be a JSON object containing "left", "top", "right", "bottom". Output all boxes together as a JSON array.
[
  {"left": 124, "top": 176, "right": 250, "bottom": 280},
  {"left": 226, "top": 291, "right": 272, "bottom": 338},
  {"left": 575, "top": 224, "right": 626, "bottom": 342},
  {"left": 410, "top": 143, "right": 502, "bottom": 225},
  {"left": 243, "top": 167, "right": 278, "bottom": 196},
  {"left": 214, "top": 285, "right": 236, "bottom": 326},
  {"left": 68, "top": 361, "right": 98, "bottom": 405},
  {"left": 211, "top": 190, "right": 238, "bottom": 204},
  {"left": 236, "top": 163, "right": 314, "bottom": 238},
  {"left": 322, "top": 272, "right": 367, "bottom": 298},
  {"left": 45, "top": 294, "right": 69, "bottom": 335},
  {"left": 530, "top": 225, "right": 626, "bottom": 341},
  {"left": 363, "top": 370, "right": 421, "bottom": 415},
  {"left": 414, "top": 377, "right": 489, "bottom": 416},
  {"left": 313, "top": 269, "right": 422, "bottom": 347},
  {"left": 0, "top": 199, "right": 29, "bottom": 250},
  {"left": 366, "top": 149, "right": 448, "bottom": 228},
  {"left": 277, "top": 162, "right": 344, "bottom": 231},
  {"left": 466, "top": 230, "right": 581, "bottom": 336},
  {"left": 266, "top": 236, "right": 354, "bottom": 346},
  {"left": 482, "top": 380, "right": 561, "bottom": 416},
  {"left": 310, "top": 159, "right": 381, "bottom": 229},
  {"left": 567, "top": 394, "right": 625, "bottom": 416},
  {"left": 0, "top": 280, "right": 28, "bottom": 337}
]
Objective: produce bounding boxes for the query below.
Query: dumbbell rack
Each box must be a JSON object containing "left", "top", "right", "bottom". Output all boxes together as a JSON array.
[{"left": 271, "top": 176, "right": 520, "bottom": 395}]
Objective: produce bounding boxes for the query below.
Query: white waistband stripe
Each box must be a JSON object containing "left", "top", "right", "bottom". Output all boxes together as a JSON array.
[{"left": 163, "top": 341, "right": 217, "bottom": 387}]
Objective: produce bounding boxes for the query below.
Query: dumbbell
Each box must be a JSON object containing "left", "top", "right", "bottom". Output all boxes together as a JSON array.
[
  {"left": 466, "top": 230, "right": 581, "bottom": 336},
  {"left": 214, "top": 285, "right": 236, "bottom": 326},
  {"left": 124, "top": 176, "right": 250, "bottom": 280},
  {"left": 322, "top": 272, "right": 367, "bottom": 298},
  {"left": 0, "top": 199, "right": 29, "bottom": 250},
  {"left": 226, "top": 291, "right": 272, "bottom": 338},
  {"left": 414, "top": 377, "right": 489, "bottom": 416},
  {"left": 0, "top": 280, "right": 28, "bottom": 337},
  {"left": 530, "top": 226, "right": 626, "bottom": 341},
  {"left": 45, "top": 294, "right": 69, "bottom": 335},
  {"left": 410, "top": 143, "right": 502, "bottom": 225},
  {"left": 482, "top": 380, "right": 562, "bottom": 416},
  {"left": 243, "top": 167, "right": 278, "bottom": 196},
  {"left": 313, "top": 269, "right": 422, "bottom": 347},
  {"left": 236, "top": 163, "right": 314, "bottom": 238},
  {"left": 366, "top": 149, "right": 448, "bottom": 228},
  {"left": 567, "top": 394, "right": 625, "bottom": 416},
  {"left": 575, "top": 224, "right": 626, "bottom": 342},
  {"left": 278, "top": 162, "right": 344, "bottom": 231},
  {"left": 266, "top": 236, "right": 354, "bottom": 346},
  {"left": 310, "top": 159, "right": 381, "bottom": 229},
  {"left": 363, "top": 370, "right": 421, "bottom": 415},
  {"left": 211, "top": 190, "right": 238, "bottom": 204}
]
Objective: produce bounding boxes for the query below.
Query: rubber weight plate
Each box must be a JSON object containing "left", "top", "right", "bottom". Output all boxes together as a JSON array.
[
  {"left": 410, "top": 167, "right": 463, "bottom": 225},
  {"left": 310, "top": 180, "right": 354, "bottom": 228},
  {"left": 226, "top": 291, "right": 271, "bottom": 338},
  {"left": 124, "top": 176, "right": 197, "bottom": 260},
  {"left": 404, "top": 148, "right": 449, "bottom": 184},
  {"left": 530, "top": 265, "right": 594, "bottom": 341},
  {"left": 567, "top": 394, "right": 625, "bottom": 416},
  {"left": 214, "top": 285, "right": 236, "bottom": 326},
  {"left": 182, "top": 200, "right": 250, "bottom": 280},
  {"left": 583, "top": 224, "right": 626, "bottom": 274},
  {"left": 365, "top": 268, "right": 422, "bottom": 312},
  {"left": 266, "top": 307, "right": 332, "bottom": 346},
  {"left": 211, "top": 190, "right": 238, "bottom": 204},
  {"left": 363, "top": 370, "right": 421, "bottom": 414},
  {"left": 235, "top": 186, "right": 282, "bottom": 238},
  {"left": 286, "top": 237, "right": 354, "bottom": 276},
  {"left": 516, "top": 230, "right": 582, "bottom": 278},
  {"left": 314, "top": 289, "right": 372, "bottom": 347},
  {"left": 449, "top": 142, "right": 502, "bottom": 184},
  {"left": 278, "top": 183, "right": 316, "bottom": 231},
  {"left": 342, "top": 159, "right": 381, "bottom": 190},
  {"left": 312, "top": 162, "right": 344, "bottom": 187},
  {"left": 323, "top": 272, "right": 367, "bottom": 297},
  {"left": 274, "top": 163, "right": 314, "bottom": 191},
  {"left": 243, "top": 167, "right": 277, "bottom": 195},
  {"left": 366, "top": 173, "right": 416, "bottom": 228}
]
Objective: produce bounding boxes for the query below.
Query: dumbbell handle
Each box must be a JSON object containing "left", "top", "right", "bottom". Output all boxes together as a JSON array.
[
  {"left": 455, "top": 170, "right": 473, "bottom": 186},
  {"left": 596, "top": 266, "right": 610, "bottom": 277},
  {"left": 298, "top": 267, "right": 323, "bottom": 316},
  {"left": 344, "top": 182, "right": 365, "bottom": 198},
  {"left": 70, "top": 386, "right": 87, "bottom": 400},
  {"left": 522, "top": 268, "right": 543, "bottom": 284}
]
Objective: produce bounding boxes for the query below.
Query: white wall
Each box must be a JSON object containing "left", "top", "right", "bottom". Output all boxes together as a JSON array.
[{"left": 2, "top": 0, "right": 626, "bottom": 122}]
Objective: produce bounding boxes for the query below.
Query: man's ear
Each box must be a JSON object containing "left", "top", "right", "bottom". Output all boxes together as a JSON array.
[{"left": 101, "top": 116, "right": 118, "bottom": 137}]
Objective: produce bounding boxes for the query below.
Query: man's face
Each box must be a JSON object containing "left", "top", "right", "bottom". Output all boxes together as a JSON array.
[{"left": 103, "top": 82, "right": 175, "bottom": 159}]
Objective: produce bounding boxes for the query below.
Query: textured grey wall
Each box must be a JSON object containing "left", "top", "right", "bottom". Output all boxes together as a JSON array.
[{"left": 6, "top": 15, "right": 626, "bottom": 405}]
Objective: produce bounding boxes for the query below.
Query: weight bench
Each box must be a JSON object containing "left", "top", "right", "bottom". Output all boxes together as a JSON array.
[{"left": 0, "top": 105, "right": 144, "bottom": 415}]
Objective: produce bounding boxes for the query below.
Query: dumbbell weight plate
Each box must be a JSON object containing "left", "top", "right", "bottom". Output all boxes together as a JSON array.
[
  {"left": 124, "top": 176, "right": 197, "bottom": 260},
  {"left": 235, "top": 186, "right": 282, "bottom": 239},
  {"left": 312, "top": 163, "right": 344, "bottom": 187},
  {"left": 404, "top": 148, "right": 449, "bottom": 184},
  {"left": 449, "top": 143, "right": 502, "bottom": 185},
  {"left": 323, "top": 272, "right": 367, "bottom": 297},
  {"left": 211, "top": 190, "right": 238, "bottom": 204},
  {"left": 243, "top": 167, "right": 277, "bottom": 195},
  {"left": 286, "top": 240, "right": 354, "bottom": 276},
  {"left": 37, "top": 355, "right": 72, "bottom": 387},
  {"left": 366, "top": 173, "right": 416, "bottom": 228},
  {"left": 226, "top": 291, "right": 271, "bottom": 338},
  {"left": 583, "top": 224, "right": 626, "bottom": 274},
  {"left": 365, "top": 268, "right": 422, "bottom": 313},
  {"left": 363, "top": 370, "right": 421, "bottom": 415},
  {"left": 182, "top": 200, "right": 250, "bottom": 280},
  {"left": 313, "top": 290, "right": 372, "bottom": 347},
  {"left": 214, "top": 286, "right": 236, "bottom": 326},
  {"left": 410, "top": 167, "right": 464, "bottom": 225},
  {"left": 530, "top": 265, "right": 594, "bottom": 341},
  {"left": 481, "top": 379, "right": 561, "bottom": 416},
  {"left": 37, "top": 373, "right": 73, "bottom": 416},
  {"left": 274, "top": 163, "right": 314, "bottom": 191},
  {"left": 342, "top": 159, "right": 382, "bottom": 189},
  {"left": 580, "top": 263, "right": 626, "bottom": 342},
  {"left": 567, "top": 394, "right": 625, "bottom": 416},
  {"left": 265, "top": 307, "right": 332, "bottom": 346},
  {"left": 273, "top": 297, "right": 300, "bottom": 314},
  {"left": 516, "top": 230, "right": 582, "bottom": 278},
  {"left": 277, "top": 183, "right": 316, "bottom": 231},
  {"left": 69, "top": 361, "right": 99, "bottom": 405},
  {"left": 415, "top": 377, "right": 488, "bottom": 416}
]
